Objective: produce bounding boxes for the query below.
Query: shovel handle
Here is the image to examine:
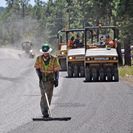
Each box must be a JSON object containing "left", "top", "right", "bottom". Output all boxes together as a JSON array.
[{"left": 45, "top": 92, "right": 52, "bottom": 117}]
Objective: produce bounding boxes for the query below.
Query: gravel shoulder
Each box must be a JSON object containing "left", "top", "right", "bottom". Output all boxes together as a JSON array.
[{"left": 120, "top": 76, "right": 133, "bottom": 87}]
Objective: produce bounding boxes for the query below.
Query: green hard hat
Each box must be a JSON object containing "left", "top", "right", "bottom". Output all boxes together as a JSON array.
[{"left": 41, "top": 43, "right": 52, "bottom": 53}]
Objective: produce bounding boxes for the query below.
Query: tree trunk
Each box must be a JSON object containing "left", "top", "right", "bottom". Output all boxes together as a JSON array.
[
  {"left": 117, "top": 41, "right": 123, "bottom": 66},
  {"left": 124, "top": 34, "right": 131, "bottom": 66}
]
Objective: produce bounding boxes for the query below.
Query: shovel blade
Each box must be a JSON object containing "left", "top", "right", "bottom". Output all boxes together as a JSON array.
[{"left": 33, "top": 117, "right": 71, "bottom": 121}]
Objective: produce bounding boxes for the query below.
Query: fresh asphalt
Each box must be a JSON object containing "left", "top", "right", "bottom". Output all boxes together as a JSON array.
[{"left": 0, "top": 47, "right": 133, "bottom": 133}]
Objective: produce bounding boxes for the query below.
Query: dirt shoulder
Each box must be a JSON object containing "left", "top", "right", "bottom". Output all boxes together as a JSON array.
[{"left": 120, "top": 75, "right": 133, "bottom": 87}]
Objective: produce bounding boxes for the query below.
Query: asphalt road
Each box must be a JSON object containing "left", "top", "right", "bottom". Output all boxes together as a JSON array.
[{"left": 0, "top": 47, "right": 133, "bottom": 133}]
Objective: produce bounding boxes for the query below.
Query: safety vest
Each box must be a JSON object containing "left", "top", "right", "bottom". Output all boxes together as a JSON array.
[
  {"left": 68, "top": 40, "right": 74, "bottom": 48},
  {"left": 34, "top": 55, "right": 61, "bottom": 74}
]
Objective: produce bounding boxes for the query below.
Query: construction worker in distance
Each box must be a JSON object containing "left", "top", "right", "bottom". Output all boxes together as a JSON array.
[
  {"left": 34, "top": 43, "right": 61, "bottom": 118},
  {"left": 73, "top": 34, "right": 83, "bottom": 48},
  {"left": 105, "top": 35, "right": 115, "bottom": 48},
  {"left": 67, "top": 36, "right": 75, "bottom": 49}
]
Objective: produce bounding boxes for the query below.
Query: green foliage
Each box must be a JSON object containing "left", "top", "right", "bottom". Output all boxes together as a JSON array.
[
  {"left": 0, "top": 0, "right": 132, "bottom": 48},
  {"left": 0, "top": 7, "right": 5, "bottom": 12},
  {"left": 119, "top": 66, "right": 133, "bottom": 77},
  {"left": 117, "top": 0, "right": 133, "bottom": 17},
  {"left": 116, "top": 0, "right": 133, "bottom": 43}
]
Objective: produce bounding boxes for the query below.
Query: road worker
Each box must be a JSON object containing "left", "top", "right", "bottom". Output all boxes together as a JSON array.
[
  {"left": 34, "top": 43, "right": 61, "bottom": 118},
  {"left": 105, "top": 35, "right": 115, "bottom": 48},
  {"left": 73, "top": 34, "right": 83, "bottom": 48},
  {"left": 67, "top": 36, "right": 75, "bottom": 48}
]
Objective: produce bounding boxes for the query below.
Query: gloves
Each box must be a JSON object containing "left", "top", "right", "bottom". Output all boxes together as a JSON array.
[
  {"left": 54, "top": 71, "right": 59, "bottom": 87},
  {"left": 36, "top": 69, "right": 42, "bottom": 81},
  {"left": 39, "top": 75, "right": 42, "bottom": 81},
  {"left": 54, "top": 80, "right": 58, "bottom": 87}
]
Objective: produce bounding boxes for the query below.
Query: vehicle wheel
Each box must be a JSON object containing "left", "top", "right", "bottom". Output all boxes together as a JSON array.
[
  {"left": 92, "top": 68, "right": 98, "bottom": 81},
  {"left": 68, "top": 65, "right": 73, "bottom": 77},
  {"left": 74, "top": 65, "right": 79, "bottom": 77},
  {"left": 106, "top": 68, "right": 112, "bottom": 81},
  {"left": 99, "top": 68, "right": 105, "bottom": 81},
  {"left": 80, "top": 65, "right": 85, "bottom": 77},
  {"left": 85, "top": 67, "right": 91, "bottom": 81},
  {"left": 114, "top": 68, "right": 119, "bottom": 81},
  {"left": 60, "top": 59, "right": 67, "bottom": 71}
]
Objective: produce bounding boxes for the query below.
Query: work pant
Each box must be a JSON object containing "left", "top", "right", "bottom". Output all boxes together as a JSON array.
[{"left": 39, "top": 80, "right": 54, "bottom": 116}]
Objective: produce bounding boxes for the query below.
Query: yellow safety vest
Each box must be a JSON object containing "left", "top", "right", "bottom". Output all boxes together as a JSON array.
[{"left": 34, "top": 55, "right": 61, "bottom": 74}]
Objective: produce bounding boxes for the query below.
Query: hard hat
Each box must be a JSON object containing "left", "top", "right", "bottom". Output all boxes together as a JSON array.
[
  {"left": 76, "top": 33, "right": 80, "bottom": 37},
  {"left": 41, "top": 43, "right": 52, "bottom": 53},
  {"left": 71, "top": 36, "right": 75, "bottom": 40},
  {"left": 106, "top": 34, "right": 110, "bottom": 38}
]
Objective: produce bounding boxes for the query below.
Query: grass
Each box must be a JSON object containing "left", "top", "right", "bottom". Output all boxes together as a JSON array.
[{"left": 119, "top": 66, "right": 133, "bottom": 77}]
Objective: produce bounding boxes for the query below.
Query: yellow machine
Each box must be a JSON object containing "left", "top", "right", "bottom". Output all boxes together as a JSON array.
[
  {"left": 56, "top": 30, "right": 67, "bottom": 71},
  {"left": 21, "top": 41, "right": 35, "bottom": 58}
]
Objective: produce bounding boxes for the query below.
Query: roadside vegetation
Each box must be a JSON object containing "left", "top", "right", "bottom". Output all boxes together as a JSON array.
[{"left": 119, "top": 66, "right": 133, "bottom": 77}]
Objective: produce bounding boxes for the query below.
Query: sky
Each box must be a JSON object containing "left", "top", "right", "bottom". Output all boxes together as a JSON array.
[{"left": 0, "top": 0, "right": 48, "bottom": 7}]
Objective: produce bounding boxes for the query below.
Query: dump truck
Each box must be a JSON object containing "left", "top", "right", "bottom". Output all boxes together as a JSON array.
[
  {"left": 56, "top": 30, "right": 67, "bottom": 71},
  {"left": 84, "top": 26, "right": 120, "bottom": 82},
  {"left": 66, "top": 29, "right": 85, "bottom": 77}
]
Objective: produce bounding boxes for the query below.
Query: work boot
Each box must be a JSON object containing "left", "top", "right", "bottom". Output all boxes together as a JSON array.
[
  {"left": 43, "top": 114, "right": 49, "bottom": 118},
  {"left": 43, "top": 110, "right": 49, "bottom": 118}
]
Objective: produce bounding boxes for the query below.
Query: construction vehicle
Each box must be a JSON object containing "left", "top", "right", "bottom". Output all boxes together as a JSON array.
[
  {"left": 21, "top": 41, "right": 35, "bottom": 58},
  {"left": 66, "top": 29, "right": 85, "bottom": 77},
  {"left": 56, "top": 30, "right": 67, "bottom": 71},
  {"left": 84, "top": 26, "right": 120, "bottom": 82}
]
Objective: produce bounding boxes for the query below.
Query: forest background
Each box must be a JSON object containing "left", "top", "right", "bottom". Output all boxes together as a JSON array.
[{"left": 0, "top": 0, "right": 132, "bottom": 50}]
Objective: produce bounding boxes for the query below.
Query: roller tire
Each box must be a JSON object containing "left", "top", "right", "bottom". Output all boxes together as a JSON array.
[
  {"left": 68, "top": 66, "right": 73, "bottom": 77},
  {"left": 85, "top": 67, "right": 91, "bottom": 81},
  {"left": 74, "top": 65, "right": 79, "bottom": 77},
  {"left": 80, "top": 65, "right": 85, "bottom": 77}
]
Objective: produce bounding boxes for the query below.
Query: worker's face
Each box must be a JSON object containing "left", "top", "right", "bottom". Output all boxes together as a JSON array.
[{"left": 43, "top": 52, "right": 49, "bottom": 57}]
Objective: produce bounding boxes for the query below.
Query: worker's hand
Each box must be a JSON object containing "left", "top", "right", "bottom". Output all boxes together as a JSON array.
[
  {"left": 36, "top": 69, "right": 42, "bottom": 81},
  {"left": 39, "top": 75, "right": 42, "bottom": 81},
  {"left": 54, "top": 80, "right": 58, "bottom": 87}
]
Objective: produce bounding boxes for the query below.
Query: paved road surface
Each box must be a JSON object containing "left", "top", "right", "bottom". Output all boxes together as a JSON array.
[{"left": 0, "top": 47, "right": 133, "bottom": 133}]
